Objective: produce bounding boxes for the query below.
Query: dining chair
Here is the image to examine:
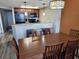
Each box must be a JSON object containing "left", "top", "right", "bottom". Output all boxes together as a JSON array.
[
  {"left": 43, "top": 43, "right": 63, "bottom": 59},
  {"left": 18, "top": 39, "right": 25, "bottom": 59},
  {"left": 42, "top": 28, "right": 51, "bottom": 35},
  {"left": 69, "top": 29, "right": 79, "bottom": 38},
  {"left": 64, "top": 40, "right": 78, "bottom": 59},
  {"left": 69, "top": 29, "right": 79, "bottom": 57},
  {"left": 9, "top": 37, "right": 19, "bottom": 59}
]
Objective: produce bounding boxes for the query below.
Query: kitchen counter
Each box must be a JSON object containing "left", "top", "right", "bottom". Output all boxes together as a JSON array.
[{"left": 12, "top": 23, "right": 54, "bottom": 44}]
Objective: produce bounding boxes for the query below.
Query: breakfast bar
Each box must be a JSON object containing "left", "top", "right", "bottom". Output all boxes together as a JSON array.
[{"left": 12, "top": 23, "right": 54, "bottom": 44}]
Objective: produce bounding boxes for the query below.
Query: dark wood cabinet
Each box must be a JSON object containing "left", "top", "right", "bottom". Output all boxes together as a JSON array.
[{"left": 14, "top": 8, "right": 39, "bottom": 24}]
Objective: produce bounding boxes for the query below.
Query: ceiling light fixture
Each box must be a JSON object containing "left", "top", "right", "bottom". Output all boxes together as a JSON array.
[
  {"left": 43, "top": 12, "right": 46, "bottom": 16},
  {"left": 50, "top": 0, "right": 65, "bottom": 9}
]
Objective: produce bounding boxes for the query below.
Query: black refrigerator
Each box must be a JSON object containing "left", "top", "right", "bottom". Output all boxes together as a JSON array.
[{"left": 15, "top": 12, "right": 25, "bottom": 24}]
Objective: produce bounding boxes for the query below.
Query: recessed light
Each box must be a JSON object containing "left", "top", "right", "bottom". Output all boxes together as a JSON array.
[
  {"left": 42, "top": 3, "right": 46, "bottom": 5},
  {"left": 38, "top": 0, "right": 43, "bottom": 1},
  {"left": 43, "top": 13, "right": 46, "bottom": 16},
  {"left": 24, "top": 2, "right": 27, "bottom": 4}
]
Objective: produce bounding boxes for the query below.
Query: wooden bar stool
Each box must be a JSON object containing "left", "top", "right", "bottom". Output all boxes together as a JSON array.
[
  {"left": 42, "top": 28, "right": 51, "bottom": 35},
  {"left": 32, "top": 30, "right": 40, "bottom": 41}
]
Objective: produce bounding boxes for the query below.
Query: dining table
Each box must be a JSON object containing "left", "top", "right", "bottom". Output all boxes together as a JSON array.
[{"left": 18, "top": 33, "right": 78, "bottom": 59}]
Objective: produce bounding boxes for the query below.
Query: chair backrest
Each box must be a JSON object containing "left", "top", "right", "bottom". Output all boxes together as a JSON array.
[
  {"left": 26, "top": 29, "right": 33, "bottom": 37},
  {"left": 43, "top": 43, "right": 63, "bottom": 59},
  {"left": 10, "top": 37, "right": 19, "bottom": 59},
  {"left": 42, "top": 28, "right": 51, "bottom": 35},
  {"left": 32, "top": 30, "right": 41, "bottom": 41},
  {"left": 65, "top": 40, "right": 78, "bottom": 59},
  {"left": 32, "top": 30, "right": 38, "bottom": 37},
  {"left": 69, "top": 29, "right": 79, "bottom": 38}
]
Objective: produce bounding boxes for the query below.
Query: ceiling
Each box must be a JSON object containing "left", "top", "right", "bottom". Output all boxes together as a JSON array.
[{"left": 0, "top": 0, "right": 52, "bottom": 8}]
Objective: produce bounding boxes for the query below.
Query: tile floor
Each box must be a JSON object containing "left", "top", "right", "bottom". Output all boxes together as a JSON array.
[{"left": 0, "top": 32, "right": 17, "bottom": 59}]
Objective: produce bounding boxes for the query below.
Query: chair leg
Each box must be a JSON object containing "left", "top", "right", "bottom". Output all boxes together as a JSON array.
[
  {"left": 78, "top": 56, "right": 79, "bottom": 59},
  {"left": 75, "top": 47, "right": 78, "bottom": 57}
]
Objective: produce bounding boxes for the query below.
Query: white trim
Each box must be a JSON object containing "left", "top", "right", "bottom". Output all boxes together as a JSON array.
[
  {"left": 12, "top": 8, "right": 16, "bottom": 24},
  {"left": 0, "top": 11, "right": 4, "bottom": 33}
]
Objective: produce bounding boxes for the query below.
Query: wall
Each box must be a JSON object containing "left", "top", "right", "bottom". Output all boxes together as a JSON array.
[
  {"left": 6, "top": 10, "right": 13, "bottom": 26},
  {"left": 0, "top": 6, "right": 12, "bottom": 32},
  {"left": 1, "top": 10, "right": 8, "bottom": 32},
  {"left": 1, "top": 9, "right": 13, "bottom": 32},
  {"left": 39, "top": 7, "right": 61, "bottom": 23},
  {"left": 39, "top": 7, "right": 62, "bottom": 33},
  {"left": 60, "top": 0, "right": 79, "bottom": 34}
]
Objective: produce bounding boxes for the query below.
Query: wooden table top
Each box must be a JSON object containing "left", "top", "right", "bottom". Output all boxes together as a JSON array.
[{"left": 18, "top": 33, "right": 78, "bottom": 59}]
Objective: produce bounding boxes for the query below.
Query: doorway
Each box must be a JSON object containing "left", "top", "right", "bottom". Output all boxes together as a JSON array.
[{"left": 1, "top": 9, "right": 13, "bottom": 33}]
